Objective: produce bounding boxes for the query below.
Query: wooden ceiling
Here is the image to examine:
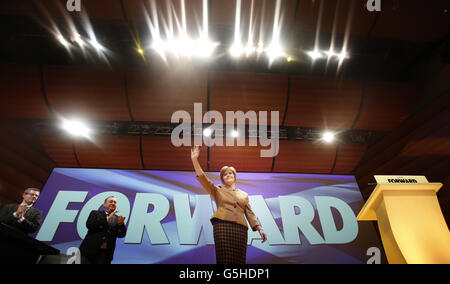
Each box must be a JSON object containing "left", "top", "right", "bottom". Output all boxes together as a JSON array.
[
  {"left": 0, "top": 0, "right": 449, "bottom": 224},
  {"left": 2, "top": 0, "right": 449, "bottom": 42}
]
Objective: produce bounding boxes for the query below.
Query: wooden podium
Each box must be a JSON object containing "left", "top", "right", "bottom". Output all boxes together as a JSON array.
[{"left": 357, "top": 175, "right": 450, "bottom": 264}]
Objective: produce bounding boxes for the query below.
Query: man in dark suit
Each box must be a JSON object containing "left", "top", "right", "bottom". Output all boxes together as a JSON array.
[
  {"left": 79, "top": 196, "right": 127, "bottom": 264},
  {"left": 0, "top": 188, "right": 42, "bottom": 234}
]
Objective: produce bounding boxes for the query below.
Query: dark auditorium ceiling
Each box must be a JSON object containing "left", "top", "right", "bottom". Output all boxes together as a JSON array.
[{"left": 0, "top": 0, "right": 449, "bottom": 222}]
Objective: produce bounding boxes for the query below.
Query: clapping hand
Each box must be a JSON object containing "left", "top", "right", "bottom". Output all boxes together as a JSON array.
[
  {"left": 117, "top": 215, "right": 126, "bottom": 225},
  {"left": 15, "top": 204, "right": 28, "bottom": 219},
  {"left": 107, "top": 210, "right": 118, "bottom": 223}
]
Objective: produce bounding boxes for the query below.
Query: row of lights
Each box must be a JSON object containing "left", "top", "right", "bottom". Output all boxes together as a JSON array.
[
  {"left": 56, "top": 31, "right": 350, "bottom": 64},
  {"left": 56, "top": 31, "right": 106, "bottom": 54},
  {"left": 62, "top": 119, "right": 336, "bottom": 143},
  {"left": 203, "top": 128, "right": 336, "bottom": 142}
]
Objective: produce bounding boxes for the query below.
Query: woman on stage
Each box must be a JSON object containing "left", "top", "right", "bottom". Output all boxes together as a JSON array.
[{"left": 191, "top": 146, "right": 267, "bottom": 264}]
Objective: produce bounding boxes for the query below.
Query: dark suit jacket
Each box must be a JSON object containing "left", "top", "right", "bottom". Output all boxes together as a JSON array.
[
  {"left": 0, "top": 204, "right": 42, "bottom": 234},
  {"left": 79, "top": 210, "right": 127, "bottom": 262}
]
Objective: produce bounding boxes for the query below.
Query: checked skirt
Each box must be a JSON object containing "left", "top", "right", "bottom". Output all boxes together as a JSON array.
[{"left": 212, "top": 218, "right": 248, "bottom": 264}]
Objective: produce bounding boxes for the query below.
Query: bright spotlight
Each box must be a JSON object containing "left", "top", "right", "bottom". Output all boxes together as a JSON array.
[
  {"left": 89, "top": 38, "right": 104, "bottom": 52},
  {"left": 307, "top": 49, "right": 323, "bottom": 61},
  {"left": 325, "top": 49, "right": 338, "bottom": 59},
  {"left": 152, "top": 40, "right": 166, "bottom": 57},
  {"left": 245, "top": 44, "right": 255, "bottom": 57},
  {"left": 338, "top": 51, "right": 349, "bottom": 61},
  {"left": 231, "top": 130, "right": 239, "bottom": 138},
  {"left": 137, "top": 48, "right": 144, "bottom": 55},
  {"left": 179, "top": 36, "right": 195, "bottom": 57},
  {"left": 229, "top": 43, "right": 243, "bottom": 58},
  {"left": 203, "top": 128, "right": 212, "bottom": 137},
  {"left": 195, "top": 38, "right": 218, "bottom": 58},
  {"left": 256, "top": 42, "right": 264, "bottom": 54},
  {"left": 322, "top": 132, "right": 335, "bottom": 143},
  {"left": 61, "top": 119, "right": 91, "bottom": 138},
  {"left": 57, "top": 34, "right": 69, "bottom": 48},
  {"left": 266, "top": 43, "right": 284, "bottom": 60},
  {"left": 72, "top": 33, "right": 84, "bottom": 46}
]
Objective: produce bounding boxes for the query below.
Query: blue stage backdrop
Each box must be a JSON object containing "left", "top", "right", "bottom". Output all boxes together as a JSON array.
[{"left": 33, "top": 168, "right": 387, "bottom": 264}]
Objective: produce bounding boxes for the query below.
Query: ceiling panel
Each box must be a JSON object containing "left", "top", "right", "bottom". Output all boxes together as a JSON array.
[
  {"left": 0, "top": 0, "right": 35, "bottom": 16},
  {"left": 332, "top": 143, "right": 366, "bottom": 174},
  {"left": 2, "top": 0, "right": 124, "bottom": 21},
  {"left": 39, "top": 134, "right": 79, "bottom": 167},
  {"left": 75, "top": 135, "right": 141, "bottom": 168},
  {"left": 127, "top": 66, "right": 207, "bottom": 122},
  {"left": 209, "top": 139, "right": 273, "bottom": 172},
  {"left": 353, "top": 81, "right": 421, "bottom": 131},
  {"left": 0, "top": 193, "right": 18, "bottom": 207},
  {"left": 125, "top": 0, "right": 203, "bottom": 28},
  {"left": 210, "top": 71, "right": 288, "bottom": 125},
  {"left": 371, "top": 0, "right": 450, "bottom": 42},
  {"left": 273, "top": 140, "right": 336, "bottom": 173},
  {"left": 142, "top": 136, "right": 207, "bottom": 170},
  {"left": 0, "top": 63, "right": 52, "bottom": 119},
  {"left": 0, "top": 179, "right": 24, "bottom": 205},
  {"left": 211, "top": 0, "right": 298, "bottom": 41},
  {"left": 284, "top": 75, "right": 362, "bottom": 128},
  {"left": 0, "top": 162, "right": 43, "bottom": 190},
  {"left": 295, "top": 0, "right": 375, "bottom": 39},
  {"left": 0, "top": 118, "right": 55, "bottom": 172},
  {"left": 82, "top": 0, "right": 124, "bottom": 20},
  {"left": 44, "top": 65, "right": 131, "bottom": 121},
  {"left": 0, "top": 145, "right": 50, "bottom": 184}
]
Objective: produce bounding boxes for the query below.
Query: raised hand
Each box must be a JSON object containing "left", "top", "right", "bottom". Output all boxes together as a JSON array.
[{"left": 191, "top": 146, "right": 200, "bottom": 160}]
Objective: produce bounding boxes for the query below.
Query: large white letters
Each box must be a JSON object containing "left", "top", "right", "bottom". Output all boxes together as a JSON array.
[
  {"left": 37, "top": 191, "right": 88, "bottom": 242},
  {"left": 173, "top": 194, "right": 215, "bottom": 245},
  {"left": 37, "top": 191, "right": 359, "bottom": 246},
  {"left": 125, "top": 193, "right": 170, "bottom": 244}
]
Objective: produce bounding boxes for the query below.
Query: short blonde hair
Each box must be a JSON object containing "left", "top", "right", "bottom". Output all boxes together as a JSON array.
[{"left": 220, "top": 166, "right": 237, "bottom": 184}]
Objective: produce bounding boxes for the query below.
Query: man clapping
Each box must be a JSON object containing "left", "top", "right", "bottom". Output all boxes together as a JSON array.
[{"left": 79, "top": 196, "right": 127, "bottom": 264}]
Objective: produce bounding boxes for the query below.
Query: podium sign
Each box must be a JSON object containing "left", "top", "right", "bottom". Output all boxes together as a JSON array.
[
  {"left": 374, "top": 175, "right": 429, "bottom": 184},
  {"left": 357, "top": 175, "right": 450, "bottom": 264}
]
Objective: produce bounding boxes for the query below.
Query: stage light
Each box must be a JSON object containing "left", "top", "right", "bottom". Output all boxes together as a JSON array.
[
  {"left": 89, "top": 38, "right": 104, "bottom": 52},
  {"left": 195, "top": 38, "right": 218, "bottom": 58},
  {"left": 231, "top": 130, "right": 239, "bottom": 138},
  {"left": 229, "top": 43, "right": 243, "bottom": 58},
  {"left": 256, "top": 42, "right": 264, "bottom": 54},
  {"left": 203, "top": 128, "right": 212, "bottom": 137},
  {"left": 325, "top": 49, "right": 338, "bottom": 59},
  {"left": 137, "top": 48, "right": 144, "bottom": 55},
  {"left": 307, "top": 49, "right": 323, "bottom": 61},
  {"left": 322, "top": 132, "right": 335, "bottom": 143},
  {"left": 286, "top": 56, "right": 293, "bottom": 62},
  {"left": 152, "top": 40, "right": 166, "bottom": 57},
  {"left": 61, "top": 119, "right": 91, "bottom": 138},
  {"left": 245, "top": 44, "right": 255, "bottom": 57},
  {"left": 72, "top": 33, "right": 84, "bottom": 46},
  {"left": 57, "top": 34, "right": 69, "bottom": 48},
  {"left": 266, "top": 43, "right": 284, "bottom": 60},
  {"left": 338, "top": 51, "right": 349, "bottom": 61}
]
